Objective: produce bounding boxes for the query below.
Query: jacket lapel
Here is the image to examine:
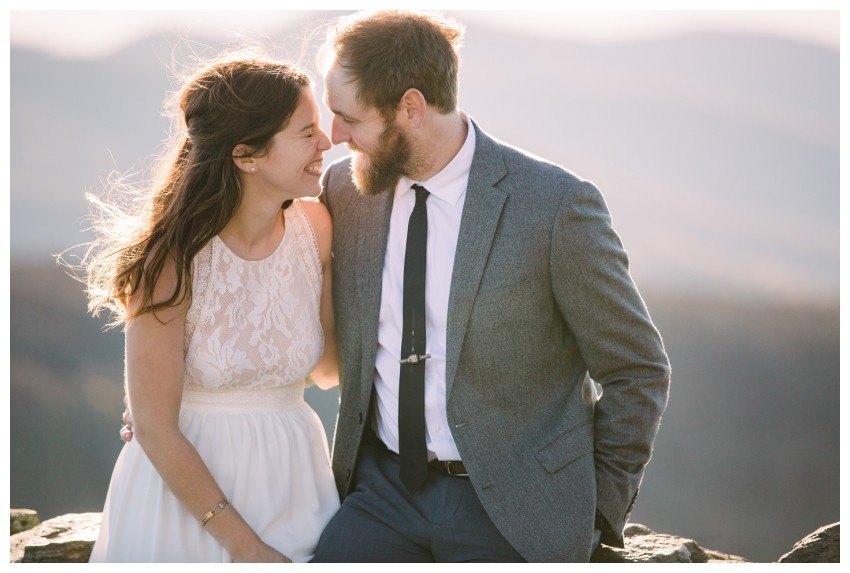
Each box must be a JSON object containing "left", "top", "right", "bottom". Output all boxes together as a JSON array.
[
  {"left": 354, "top": 189, "right": 394, "bottom": 406},
  {"left": 445, "top": 124, "right": 508, "bottom": 398}
]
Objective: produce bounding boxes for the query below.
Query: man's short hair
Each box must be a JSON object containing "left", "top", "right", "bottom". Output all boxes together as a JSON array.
[{"left": 324, "top": 10, "right": 464, "bottom": 118}]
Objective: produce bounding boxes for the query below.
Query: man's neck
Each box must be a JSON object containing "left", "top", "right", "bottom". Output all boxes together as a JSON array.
[{"left": 408, "top": 110, "right": 468, "bottom": 182}]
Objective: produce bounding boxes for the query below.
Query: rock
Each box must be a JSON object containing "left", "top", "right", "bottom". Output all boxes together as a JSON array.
[
  {"left": 10, "top": 509, "right": 40, "bottom": 534},
  {"left": 591, "top": 523, "right": 750, "bottom": 563},
  {"left": 7, "top": 511, "right": 838, "bottom": 563},
  {"left": 778, "top": 522, "right": 839, "bottom": 563},
  {"left": 10, "top": 512, "right": 101, "bottom": 563}
]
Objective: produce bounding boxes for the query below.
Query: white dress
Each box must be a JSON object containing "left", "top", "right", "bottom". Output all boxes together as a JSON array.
[{"left": 90, "top": 201, "right": 340, "bottom": 562}]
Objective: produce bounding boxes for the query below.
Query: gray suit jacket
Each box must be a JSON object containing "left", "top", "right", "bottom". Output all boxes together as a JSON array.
[{"left": 321, "top": 121, "right": 670, "bottom": 562}]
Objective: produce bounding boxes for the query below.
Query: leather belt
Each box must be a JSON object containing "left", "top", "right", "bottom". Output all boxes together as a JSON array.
[
  {"left": 429, "top": 459, "right": 468, "bottom": 477},
  {"left": 365, "top": 428, "right": 469, "bottom": 477}
]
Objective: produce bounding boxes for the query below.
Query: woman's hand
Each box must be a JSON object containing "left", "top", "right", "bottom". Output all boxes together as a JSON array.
[
  {"left": 230, "top": 540, "right": 292, "bottom": 563},
  {"left": 119, "top": 394, "right": 134, "bottom": 442}
]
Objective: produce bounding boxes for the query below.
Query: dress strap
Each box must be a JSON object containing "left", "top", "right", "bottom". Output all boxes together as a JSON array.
[
  {"left": 184, "top": 239, "right": 214, "bottom": 355},
  {"left": 288, "top": 200, "right": 323, "bottom": 302}
]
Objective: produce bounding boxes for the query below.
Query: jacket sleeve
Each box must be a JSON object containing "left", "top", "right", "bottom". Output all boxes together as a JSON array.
[{"left": 549, "top": 179, "right": 671, "bottom": 546}]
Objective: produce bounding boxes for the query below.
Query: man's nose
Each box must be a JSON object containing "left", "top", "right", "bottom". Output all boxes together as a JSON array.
[
  {"left": 331, "top": 117, "right": 349, "bottom": 145},
  {"left": 317, "top": 128, "right": 332, "bottom": 152}
]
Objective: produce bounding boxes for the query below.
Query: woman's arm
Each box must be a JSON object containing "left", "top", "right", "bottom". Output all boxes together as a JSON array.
[
  {"left": 125, "top": 259, "right": 289, "bottom": 562},
  {"left": 300, "top": 200, "right": 340, "bottom": 390}
]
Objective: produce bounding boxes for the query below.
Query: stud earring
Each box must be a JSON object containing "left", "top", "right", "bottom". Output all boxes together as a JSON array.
[{"left": 250, "top": 167, "right": 256, "bottom": 173}]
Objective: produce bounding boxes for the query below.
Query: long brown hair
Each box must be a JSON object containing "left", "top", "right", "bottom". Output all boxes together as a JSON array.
[{"left": 81, "top": 51, "right": 310, "bottom": 325}]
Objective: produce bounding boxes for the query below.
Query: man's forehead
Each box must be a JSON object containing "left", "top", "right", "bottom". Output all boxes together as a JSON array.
[
  {"left": 324, "top": 66, "right": 354, "bottom": 101},
  {"left": 324, "top": 67, "right": 378, "bottom": 119},
  {"left": 325, "top": 68, "right": 356, "bottom": 105}
]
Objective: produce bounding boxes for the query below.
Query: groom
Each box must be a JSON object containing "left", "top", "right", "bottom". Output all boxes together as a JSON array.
[{"left": 312, "top": 10, "right": 671, "bottom": 563}]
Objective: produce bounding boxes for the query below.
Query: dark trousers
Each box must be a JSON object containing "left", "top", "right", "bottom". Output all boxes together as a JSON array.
[{"left": 312, "top": 439, "right": 525, "bottom": 562}]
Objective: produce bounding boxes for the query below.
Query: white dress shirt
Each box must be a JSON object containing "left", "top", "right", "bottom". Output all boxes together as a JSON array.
[{"left": 373, "top": 112, "right": 476, "bottom": 461}]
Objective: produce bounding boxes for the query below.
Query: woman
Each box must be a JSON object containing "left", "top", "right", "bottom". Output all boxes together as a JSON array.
[{"left": 84, "top": 52, "right": 340, "bottom": 562}]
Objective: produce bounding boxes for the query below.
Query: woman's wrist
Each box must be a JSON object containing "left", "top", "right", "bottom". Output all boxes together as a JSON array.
[{"left": 204, "top": 504, "right": 263, "bottom": 559}]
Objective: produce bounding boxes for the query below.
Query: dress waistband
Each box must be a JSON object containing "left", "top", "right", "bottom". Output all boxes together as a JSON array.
[{"left": 181, "top": 382, "right": 305, "bottom": 412}]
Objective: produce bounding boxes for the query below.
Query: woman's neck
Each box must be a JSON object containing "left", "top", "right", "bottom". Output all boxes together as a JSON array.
[{"left": 218, "top": 204, "right": 286, "bottom": 261}]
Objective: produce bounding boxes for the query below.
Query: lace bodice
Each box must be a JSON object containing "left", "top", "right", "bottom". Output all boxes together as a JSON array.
[{"left": 183, "top": 201, "right": 323, "bottom": 391}]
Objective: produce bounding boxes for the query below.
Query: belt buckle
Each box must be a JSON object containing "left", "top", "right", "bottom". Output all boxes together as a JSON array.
[{"left": 442, "top": 460, "right": 468, "bottom": 477}]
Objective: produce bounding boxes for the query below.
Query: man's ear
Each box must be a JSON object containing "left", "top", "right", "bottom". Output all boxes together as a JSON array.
[
  {"left": 399, "top": 88, "right": 427, "bottom": 129},
  {"left": 232, "top": 144, "right": 257, "bottom": 173}
]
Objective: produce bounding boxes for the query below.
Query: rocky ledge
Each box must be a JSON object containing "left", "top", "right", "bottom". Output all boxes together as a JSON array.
[{"left": 9, "top": 509, "right": 839, "bottom": 563}]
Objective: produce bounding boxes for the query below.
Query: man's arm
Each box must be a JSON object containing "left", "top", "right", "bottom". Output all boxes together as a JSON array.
[{"left": 550, "top": 179, "right": 671, "bottom": 546}]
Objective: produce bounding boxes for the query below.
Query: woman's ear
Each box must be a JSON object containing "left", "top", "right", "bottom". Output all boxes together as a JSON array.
[{"left": 232, "top": 144, "right": 257, "bottom": 173}]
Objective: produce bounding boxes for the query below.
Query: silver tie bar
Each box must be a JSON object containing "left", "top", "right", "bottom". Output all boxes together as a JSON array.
[{"left": 400, "top": 353, "right": 431, "bottom": 365}]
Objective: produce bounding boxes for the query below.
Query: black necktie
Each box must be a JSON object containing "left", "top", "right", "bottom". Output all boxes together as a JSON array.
[{"left": 398, "top": 184, "right": 430, "bottom": 493}]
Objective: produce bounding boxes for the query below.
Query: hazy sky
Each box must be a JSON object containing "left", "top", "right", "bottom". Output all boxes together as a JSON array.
[{"left": 8, "top": 3, "right": 842, "bottom": 59}]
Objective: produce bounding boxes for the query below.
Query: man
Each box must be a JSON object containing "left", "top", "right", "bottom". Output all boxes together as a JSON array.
[{"left": 312, "top": 10, "right": 670, "bottom": 563}]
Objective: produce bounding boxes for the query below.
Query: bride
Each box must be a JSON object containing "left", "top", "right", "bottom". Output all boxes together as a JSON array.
[{"left": 82, "top": 50, "right": 340, "bottom": 562}]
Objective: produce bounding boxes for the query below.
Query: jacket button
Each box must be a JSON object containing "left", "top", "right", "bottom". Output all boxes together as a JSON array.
[{"left": 345, "top": 469, "right": 352, "bottom": 481}]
